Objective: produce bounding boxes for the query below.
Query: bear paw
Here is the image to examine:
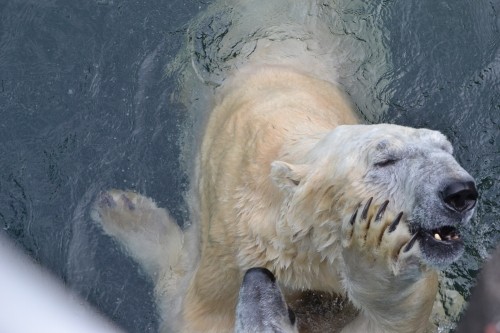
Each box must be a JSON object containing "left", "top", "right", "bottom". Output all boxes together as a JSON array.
[
  {"left": 341, "top": 198, "right": 421, "bottom": 277},
  {"left": 91, "top": 190, "right": 183, "bottom": 276},
  {"left": 92, "top": 190, "right": 166, "bottom": 236},
  {"left": 340, "top": 199, "right": 438, "bottom": 333}
]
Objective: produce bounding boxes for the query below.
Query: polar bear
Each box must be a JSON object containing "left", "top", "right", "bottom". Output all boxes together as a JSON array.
[
  {"left": 92, "top": 64, "right": 477, "bottom": 333},
  {"left": 91, "top": 0, "right": 478, "bottom": 332}
]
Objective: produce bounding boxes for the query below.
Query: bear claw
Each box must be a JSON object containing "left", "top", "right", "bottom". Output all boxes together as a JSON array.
[
  {"left": 99, "top": 192, "right": 116, "bottom": 208},
  {"left": 387, "top": 212, "right": 403, "bottom": 233},
  {"left": 374, "top": 200, "right": 389, "bottom": 222},
  {"left": 120, "top": 194, "right": 136, "bottom": 211},
  {"left": 403, "top": 232, "right": 419, "bottom": 253},
  {"left": 361, "top": 197, "right": 373, "bottom": 220},
  {"left": 349, "top": 208, "right": 359, "bottom": 225}
]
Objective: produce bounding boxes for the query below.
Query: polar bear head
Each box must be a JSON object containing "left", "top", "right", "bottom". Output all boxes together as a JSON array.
[{"left": 271, "top": 124, "right": 477, "bottom": 267}]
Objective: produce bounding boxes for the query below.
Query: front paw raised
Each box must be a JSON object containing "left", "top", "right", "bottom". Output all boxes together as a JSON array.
[
  {"left": 342, "top": 198, "right": 422, "bottom": 277},
  {"left": 340, "top": 199, "right": 438, "bottom": 333}
]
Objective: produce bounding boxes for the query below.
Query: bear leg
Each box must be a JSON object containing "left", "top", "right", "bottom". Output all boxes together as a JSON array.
[
  {"left": 91, "top": 190, "right": 200, "bottom": 332},
  {"left": 340, "top": 199, "right": 438, "bottom": 333},
  {"left": 91, "top": 190, "right": 188, "bottom": 281}
]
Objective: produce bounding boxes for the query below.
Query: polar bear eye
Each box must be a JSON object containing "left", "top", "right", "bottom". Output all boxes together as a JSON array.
[{"left": 374, "top": 158, "right": 399, "bottom": 167}]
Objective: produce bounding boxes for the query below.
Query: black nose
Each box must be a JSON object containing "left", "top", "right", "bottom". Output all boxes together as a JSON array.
[{"left": 442, "top": 181, "right": 478, "bottom": 213}]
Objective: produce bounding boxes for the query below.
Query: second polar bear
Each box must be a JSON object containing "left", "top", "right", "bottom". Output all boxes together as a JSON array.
[{"left": 92, "top": 65, "right": 477, "bottom": 332}]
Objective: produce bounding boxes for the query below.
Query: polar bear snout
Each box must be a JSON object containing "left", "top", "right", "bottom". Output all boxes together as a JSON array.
[
  {"left": 411, "top": 176, "right": 477, "bottom": 267},
  {"left": 440, "top": 180, "right": 478, "bottom": 213}
]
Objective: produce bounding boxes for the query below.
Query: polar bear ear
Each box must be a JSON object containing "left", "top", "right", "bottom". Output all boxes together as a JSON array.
[{"left": 270, "top": 161, "right": 307, "bottom": 192}]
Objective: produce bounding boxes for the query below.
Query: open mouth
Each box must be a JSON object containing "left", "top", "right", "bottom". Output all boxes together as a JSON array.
[
  {"left": 427, "top": 225, "right": 460, "bottom": 242},
  {"left": 415, "top": 225, "right": 464, "bottom": 267}
]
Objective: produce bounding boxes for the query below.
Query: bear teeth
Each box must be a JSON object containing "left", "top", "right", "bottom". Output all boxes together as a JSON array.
[{"left": 430, "top": 226, "right": 460, "bottom": 242}]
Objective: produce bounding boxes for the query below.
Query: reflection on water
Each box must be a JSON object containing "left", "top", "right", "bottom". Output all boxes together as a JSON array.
[{"left": 0, "top": 0, "right": 498, "bottom": 332}]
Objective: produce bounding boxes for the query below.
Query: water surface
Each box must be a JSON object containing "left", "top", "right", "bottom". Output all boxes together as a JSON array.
[{"left": 0, "top": 0, "right": 498, "bottom": 332}]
